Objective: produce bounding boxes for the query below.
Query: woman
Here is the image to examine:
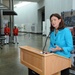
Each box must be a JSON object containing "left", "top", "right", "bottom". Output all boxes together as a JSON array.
[{"left": 49, "top": 13, "right": 73, "bottom": 75}]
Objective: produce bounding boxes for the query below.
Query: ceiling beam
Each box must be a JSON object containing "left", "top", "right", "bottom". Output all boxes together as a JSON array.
[
  {"left": 3, "top": 0, "right": 42, "bottom": 2},
  {"left": 15, "top": 0, "right": 41, "bottom": 2}
]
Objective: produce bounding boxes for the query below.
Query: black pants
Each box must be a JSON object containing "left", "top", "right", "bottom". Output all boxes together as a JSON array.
[
  {"left": 61, "top": 68, "right": 70, "bottom": 75},
  {"left": 28, "top": 68, "right": 39, "bottom": 75}
]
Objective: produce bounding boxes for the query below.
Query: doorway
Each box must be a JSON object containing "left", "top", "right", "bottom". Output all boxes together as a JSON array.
[{"left": 38, "top": 6, "right": 45, "bottom": 34}]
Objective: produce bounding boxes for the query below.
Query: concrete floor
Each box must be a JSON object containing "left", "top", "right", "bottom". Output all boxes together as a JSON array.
[
  {"left": 0, "top": 33, "right": 49, "bottom": 75},
  {"left": 0, "top": 33, "right": 74, "bottom": 75}
]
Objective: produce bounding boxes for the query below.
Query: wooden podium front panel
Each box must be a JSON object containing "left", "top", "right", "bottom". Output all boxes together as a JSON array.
[
  {"left": 44, "top": 54, "right": 71, "bottom": 75},
  {"left": 20, "top": 48, "right": 44, "bottom": 75}
]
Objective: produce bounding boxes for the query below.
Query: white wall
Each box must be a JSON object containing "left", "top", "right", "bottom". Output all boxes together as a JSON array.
[
  {"left": 72, "top": 0, "right": 75, "bottom": 10},
  {"left": 14, "top": 2, "right": 38, "bottom": 33},
  {"left": 37, "top": 0, "right": 45, "bottom": 9},
  {"left": 45, "top": 0, "right": 72, "bottom": 20}
]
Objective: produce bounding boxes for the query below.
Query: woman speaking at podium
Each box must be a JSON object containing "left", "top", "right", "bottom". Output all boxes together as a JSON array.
[{"left": 49, "top": 13, "right": 73, "bottom": 75}]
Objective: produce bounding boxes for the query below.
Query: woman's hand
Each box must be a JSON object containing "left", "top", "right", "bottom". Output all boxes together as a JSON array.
[{"left": 51, "top": 45, "right": 62, "bottom": 51}]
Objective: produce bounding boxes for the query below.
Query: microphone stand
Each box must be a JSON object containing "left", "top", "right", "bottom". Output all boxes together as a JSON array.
[{"left": 42, "top": 32, "right": 50, "bottom": 54}]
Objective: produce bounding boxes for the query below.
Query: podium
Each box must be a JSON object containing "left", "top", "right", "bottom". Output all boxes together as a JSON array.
[{"left": 20, "top": 46, "right": 71, "bottom": 75}]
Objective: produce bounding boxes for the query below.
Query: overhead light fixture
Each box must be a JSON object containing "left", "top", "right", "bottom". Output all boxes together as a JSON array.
[
  {"left": 14, "top": 1, "right": 32, "bottom": 8},
  {"left": 3, "top": 10, "right": 17, "bottom": 15}
]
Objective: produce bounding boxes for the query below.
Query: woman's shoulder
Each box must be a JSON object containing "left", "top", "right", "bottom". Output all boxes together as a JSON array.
[
  {"left": 62, "top": 27, "right": 70, "bottom": 31},
  {"left": 61, "top": 27, "right": 71, "bottom": 34}
]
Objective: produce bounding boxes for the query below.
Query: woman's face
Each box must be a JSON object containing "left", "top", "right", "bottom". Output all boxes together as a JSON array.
[{"left": 50, "top": 16, "right": 61, "bottom": 29}]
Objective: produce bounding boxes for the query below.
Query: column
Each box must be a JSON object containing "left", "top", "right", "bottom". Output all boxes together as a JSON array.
[
  {"left": 0, "top": 0, "right": 3, "bottom": 36},
  {"left": 9, "top": 0, "right": 14, "bottom": 42}
]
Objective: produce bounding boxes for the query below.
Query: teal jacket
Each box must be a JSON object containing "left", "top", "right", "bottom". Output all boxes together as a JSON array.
[{"left": 49, "top": 28, "right": 73, "bottom": 58}]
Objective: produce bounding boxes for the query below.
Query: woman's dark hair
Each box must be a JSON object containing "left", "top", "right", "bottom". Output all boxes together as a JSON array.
[{"left": 50, "top": 13, "right": 65, "bottom": 32}]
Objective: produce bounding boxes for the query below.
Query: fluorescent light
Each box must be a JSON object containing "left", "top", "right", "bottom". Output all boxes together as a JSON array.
[{"left": 14, "top": 1, "right": 32, "bottom": 8}]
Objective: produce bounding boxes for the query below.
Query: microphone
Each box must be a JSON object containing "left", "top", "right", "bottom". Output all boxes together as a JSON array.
[{"left": 42, "top": 32, "right": 50, "bottom": 54}]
